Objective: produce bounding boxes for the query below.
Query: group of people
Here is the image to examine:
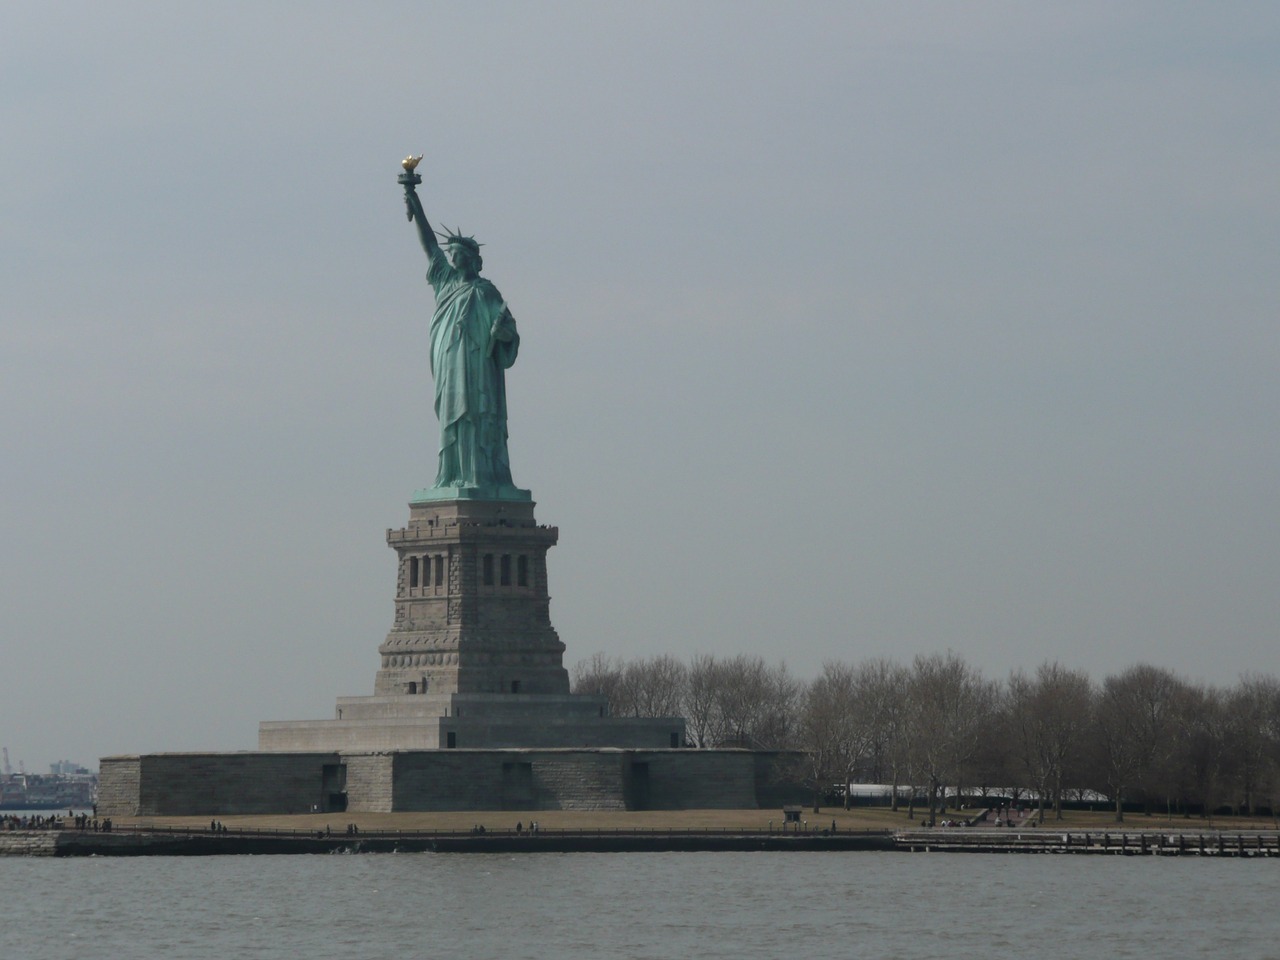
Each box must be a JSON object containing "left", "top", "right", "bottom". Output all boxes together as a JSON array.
[
  {"left": 991, "top": 804, "right": 1026, "bottom": 827},
  {"left": 316, "top": 824, "right": 361, "bottom": 838},
  {"left": 3, "top": 813, "right": 58, "bottom": 831},
  {"left": 2, "top": 812, "right": 110, "bottom": 832},
  {"left": 466, "top": 822, "right": 543, "bottom": 835}
]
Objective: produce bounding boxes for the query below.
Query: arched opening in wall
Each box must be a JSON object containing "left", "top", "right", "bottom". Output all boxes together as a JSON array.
[
  {"left": 407, "top": 681, "right": 417, "bottom": 694},
  {"left": 517, "top": 555, "right": 528, "bottom": 586},
  {"left": 435, "top": 554, "right": 444, "bottom": 586},
  {"left": 511, "top": 680, "right": 521, "bottom": 694},
  {"left": 483, "top": 554, "right": 494, "bottom": 585},
  {"left": 420, "top": 676, "right": 428, "bottom": 694},
  {"left": 500, "top": 554, "right": 511, "bottom": 586},
  {"left": 409, "top": 556, "right": 419, "bottom": 588},
  {"left": 422, "top": 555, "right": 431, "bottom": 587}
]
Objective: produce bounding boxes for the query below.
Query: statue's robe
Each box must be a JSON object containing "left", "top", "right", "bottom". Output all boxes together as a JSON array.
[{"left": 426, "top": 253, "right": 519, "bottom": 490}]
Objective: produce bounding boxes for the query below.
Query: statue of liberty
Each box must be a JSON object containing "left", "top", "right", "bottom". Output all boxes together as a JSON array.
[{"left": 398, "top": 157, "right": 529, "bottom": 502}]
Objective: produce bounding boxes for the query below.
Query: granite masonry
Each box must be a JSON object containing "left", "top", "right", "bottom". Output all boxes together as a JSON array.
[
  {"left": 258, "top": 498, "right": 682, "bottom": 753},
  {"left": 98, "top": 749, "right": 799, "bottom": 815},
  {"left": 98, "top": 497, "right": 800, "bottom": 815}
]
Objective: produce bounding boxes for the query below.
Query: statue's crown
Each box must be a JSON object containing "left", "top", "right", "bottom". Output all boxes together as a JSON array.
[{"left": 436, "top": 227, "right": 482, "bottom": 254}]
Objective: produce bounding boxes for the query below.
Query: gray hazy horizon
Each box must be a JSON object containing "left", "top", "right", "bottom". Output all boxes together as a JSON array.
[{"left": 2, "top": 2, "right": 1277, "bottom": 772}]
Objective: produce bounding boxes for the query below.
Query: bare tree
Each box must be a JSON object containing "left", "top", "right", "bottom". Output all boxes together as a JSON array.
[
  {"left": 712, "top": 655, "right": 799, "bottom": 749},
  {"left": 1176, "top": 682, "right": 1234, "bottom": 821},
  {"left": 574, "top": 653, "right": 689, "bottom": 721},
  {"left": 1229, "top": 674, "right": 1280, "bottom": 816},
  {"left": 715, "top": 654, "right": 772, "bottom": 746},
  {"left": 965, "top": 704, "right": 1014, "bottom": 807},
  {"left": 851, "top": 659, "right": 909, "bottom": 785},
  {"left": 854, "top": 660, "right": 912, "bottom": 811},
  {"left": 756, "top": 660, "right": 802, "bottom": 750},
  {"left": 796, "top": 669, "right": 845, "bottom": 811},
  {"left": 682, "top": 653, "right": 725, "bottom": 748},
  {"left": 1006, "top": 662, "right": 1094, "bottom": 822},
  {"left": 622, "top": 655, "right": 688, "bottom": 718},
  {"left": 1091, "top": 664, "right": 1186, "bottom": 822},
  {"left": 906, "top": 652, "right": 997, "bottom": 826},
  {"left": 571, "top": 652, "right": 627, "bottom": 712},
  {"left": 795, "top": 661, "right": 893, "bottom": 811}
]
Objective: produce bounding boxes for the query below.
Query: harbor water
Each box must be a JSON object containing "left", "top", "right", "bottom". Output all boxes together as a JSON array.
[{"left": 1, "top": 851, "right": 1276, "bottom": 959}]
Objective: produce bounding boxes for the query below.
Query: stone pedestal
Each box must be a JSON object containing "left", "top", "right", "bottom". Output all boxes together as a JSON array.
[
  {"left": 375, "top": 498, "right": 568, "bottom": 697},
  {"left": 259, "top": 498, "right": 684, "bottom": 752}
]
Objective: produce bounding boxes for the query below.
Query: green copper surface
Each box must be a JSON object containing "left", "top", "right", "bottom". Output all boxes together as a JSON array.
[
  {"left": 400, "top": 167, "right": 530, "bottom": 503},
  {"left": 411, "top": 483, "right": 531, "bottom": 503}
]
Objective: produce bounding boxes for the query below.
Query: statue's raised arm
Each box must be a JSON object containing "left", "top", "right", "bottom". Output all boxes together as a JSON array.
[{"left": 399, "top": 156, "right": 440, "bottom": 261}]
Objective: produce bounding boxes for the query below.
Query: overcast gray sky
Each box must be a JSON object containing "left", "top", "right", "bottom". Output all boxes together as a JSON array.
[{"left": 2, "top": 2, "right": 1277, "bottom": 773}]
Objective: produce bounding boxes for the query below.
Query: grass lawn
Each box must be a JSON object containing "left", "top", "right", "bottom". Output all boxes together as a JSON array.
[{"left": 118, "top": 804, "right": 1279, "bottom": 835}]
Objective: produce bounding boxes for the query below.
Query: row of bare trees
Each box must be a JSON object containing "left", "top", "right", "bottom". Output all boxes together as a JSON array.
[
  {"left": 571, "top": 652, "right": 1280, "bottom": 824},
  {"left": 572, "top": 652, "right": 800, "bottom": 750}
]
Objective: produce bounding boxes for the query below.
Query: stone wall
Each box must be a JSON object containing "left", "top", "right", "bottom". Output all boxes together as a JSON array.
[
  {"left": 0, "top": 833, "right": 59, "bottom": 856},
  {"left": 641, "top": 751, "right": 759, "bottom": 809},
  {"left": 528, "top": 753, "right": 628, "bottom": 810},
  {"left": 259, "top": 693, "right": 682, "bottom": 753},
  {"left": 391, "top": 751, "right": 505, "bottom": 810},
  {"left": 259, "top": 719, "right": 443, "bottom": 752},
  {"left": 389, "top": 750, "right": 630, "bottom": 811},
  {"left": 100, "top": 752, "right": 341, "bottom": 817},
  {"left": 98, "top": 748, "right": 805, "bottom": 816},
  {"left": 344, "top": 753, "right": 395, "bottom": 813},
  {"left": 443, "top": 717, "right": 682, "bottom": 751},
  {"left": 98, "top": 756, "right": 142, "bottom": 815}
]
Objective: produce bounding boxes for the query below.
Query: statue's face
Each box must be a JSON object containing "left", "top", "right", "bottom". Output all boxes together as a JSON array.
[{"left": 448, "top": 244, "right": 478, "bottom": 277}]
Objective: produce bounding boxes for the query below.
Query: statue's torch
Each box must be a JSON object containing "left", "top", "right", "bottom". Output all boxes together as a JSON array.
[{"left": 399, "top": 155, "right": 423, "bottom": 219}]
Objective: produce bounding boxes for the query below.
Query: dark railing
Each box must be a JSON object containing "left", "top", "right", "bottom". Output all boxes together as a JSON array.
[
  {"left": 892, "top": 828, "right": 1280, "bottom": 856},
  {"left": 102, "top": 823, "right": 890, "bottom": 839}
]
